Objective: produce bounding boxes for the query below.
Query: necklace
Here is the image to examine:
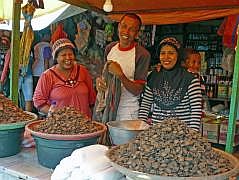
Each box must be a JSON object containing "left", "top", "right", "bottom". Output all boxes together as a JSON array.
[
  {"left": 50, "top": 65, "right": 80, "bottom": 87},
  {"left": 65, "top": 78, "right": 77, "bottom": 86}
]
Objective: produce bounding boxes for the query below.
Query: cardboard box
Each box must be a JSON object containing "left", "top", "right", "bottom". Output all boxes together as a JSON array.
[
  {"left": 201, "top": 116, "right": 216, "bottom": 134},
  {"left": 202, "top": 119, "right": 220, "bottom": 143},
  {"left": 220, "top": 120, "right": 239, "bottom": 135},
  {"left": 219, "top": 120, "right": 239, "bottom": 146},
  {"left": 219, "top": 132, "right": 239, "bottom": 146}
]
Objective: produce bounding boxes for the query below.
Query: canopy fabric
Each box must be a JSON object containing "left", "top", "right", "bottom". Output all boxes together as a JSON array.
[
  {"left": 0, "top": 0, "right": 86, "bottom": 31},
  {"left": 0, "top": 5, "right": 86, "bottom": 31},
  {"left": 108, "top": 9, "right": 239, "bottom": 25},
  {"left": 61, "top": 0, "right": 239, "bottom": 24},
  {"left": 0, "top": 0, "right": 66, "bottom": 21}
]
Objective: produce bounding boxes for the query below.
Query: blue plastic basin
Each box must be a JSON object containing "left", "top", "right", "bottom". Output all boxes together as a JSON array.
[{"left": 0, "top": 127, "right": 24, "bottom": 157}]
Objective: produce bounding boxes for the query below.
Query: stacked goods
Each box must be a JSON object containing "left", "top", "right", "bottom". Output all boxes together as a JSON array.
[
  {"left": 33, "top": 107, "right": 103, "bottom": 135},
  {"left": 107, "top": 119, "right": 233, "bottom": 177},
  {"left": 219, "top": 120, "right": 239, "bottom": 146},
  {"left": 0, "top": 94, "right": 34, "bottom": 124}
]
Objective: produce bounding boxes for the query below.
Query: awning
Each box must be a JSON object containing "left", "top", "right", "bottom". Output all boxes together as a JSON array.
[
  {"left": 61, "top": 0, "right": 239, "bottom": 24},
  {"left": 0, "top": 0, "right": 86, "bottom": 31}
]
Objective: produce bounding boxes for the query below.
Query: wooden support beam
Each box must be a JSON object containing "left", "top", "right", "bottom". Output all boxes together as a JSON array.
[{"left": 10, "top": 0, "right": 21, "bottom": 105}]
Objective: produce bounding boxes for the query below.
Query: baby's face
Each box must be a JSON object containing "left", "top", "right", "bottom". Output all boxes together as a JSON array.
[{"left": 186, "top": 54, "right": 201, "bottom": 73}]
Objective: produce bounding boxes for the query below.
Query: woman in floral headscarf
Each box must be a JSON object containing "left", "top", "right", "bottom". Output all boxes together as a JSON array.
[{"left": 139, "top": 37, "right": 202, "bottom": 131}]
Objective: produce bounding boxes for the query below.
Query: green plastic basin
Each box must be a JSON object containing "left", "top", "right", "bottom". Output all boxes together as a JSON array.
[
  {"left": 26, "top": 120, "right": 107, "bottom": 169},
  {"left": 0, "top": 127, "right": 24, "bottom": 157},
  {"left": 0, "top": 112, "right": 37, "bottom": 157},
  {"left": 33, "top": 135, "right": 99, "bottom": 169}
]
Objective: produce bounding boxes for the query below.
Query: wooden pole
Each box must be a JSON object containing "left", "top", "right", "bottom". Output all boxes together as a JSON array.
[
  {"left": 225, "top": 25, "right": 239, "bottom": 153},
  {"left": 10, "top": 0, "right": 21, "bottom": 105}
]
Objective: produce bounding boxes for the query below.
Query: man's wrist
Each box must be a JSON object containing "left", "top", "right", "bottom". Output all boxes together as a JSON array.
[{"left": 117, "top": 73, "right": 125, "bottom": 81}]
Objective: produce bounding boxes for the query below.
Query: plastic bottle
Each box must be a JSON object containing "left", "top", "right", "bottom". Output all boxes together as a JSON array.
[{"left": 48, "top": 101, "right": 56, "bottom": 117}]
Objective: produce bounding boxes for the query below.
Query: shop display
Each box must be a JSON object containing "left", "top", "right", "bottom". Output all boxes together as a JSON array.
[
  {"left": 137, "top": 25, "right": 152, "bottom": 48},
  {"left": 95, "top": 29, "right": 106, "bottom": 48},
  {"left": 107, "top": 119, "right": 236, "bottom": 177},
  {"left": 202, "top": 114, "right": 239, "bottom": 146},
  {"left": 202, "top": 116, "right": 221, "bottom": 143},
  {"left": 74, "top": 20, "right": 91, "bottom": 55},
  {"left": 203, "top": 67, "right": 232, "bottom": 100},
  {"left": 183, "top": 23, "right": 233, "bottom": 103},
  {"left": 105, "top": 23, "right": 114, "bottom": 42}
]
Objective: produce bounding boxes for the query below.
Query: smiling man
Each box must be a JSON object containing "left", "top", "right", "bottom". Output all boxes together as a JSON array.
[{"left": 95, "top": 13, "right": 151, "bottom": 121}]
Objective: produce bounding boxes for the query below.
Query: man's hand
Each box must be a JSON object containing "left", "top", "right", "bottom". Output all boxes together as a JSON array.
[{"left": 107, "top": 61, "right": 124, "bottom": 78}]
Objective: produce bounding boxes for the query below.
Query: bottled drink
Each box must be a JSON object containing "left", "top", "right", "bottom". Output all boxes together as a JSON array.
[
  {"left": 208, "top": 85, "right": 213, "bottom": 98},
  {"left": 217, "top": 76, "right": 228, "bottom": 99},
  {"left": 48, "top": 101, "right": 56, "bottom": 117},
  {"left": 228, "top": 77, "right": 232, "bottom": 98}
]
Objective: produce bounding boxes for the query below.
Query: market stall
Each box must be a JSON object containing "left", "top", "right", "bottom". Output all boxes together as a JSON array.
[
  {"left": 4, "top": 1, "right": 239, "bottom": 152},
  {"left": 1, "top": 0, "right": 239, "bottom": 179},
  {"left": 55, "top": 0, "right": 239, "bottom": 154}
]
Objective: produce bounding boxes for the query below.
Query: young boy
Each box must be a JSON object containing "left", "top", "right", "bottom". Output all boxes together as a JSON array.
[
  {"left": 184, "top": 48, "right": 201, "bottom": 74},
  {"left": 184, "top": 48, "right": 210, "bottom": 111}
]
